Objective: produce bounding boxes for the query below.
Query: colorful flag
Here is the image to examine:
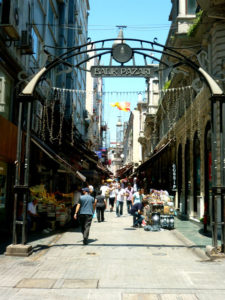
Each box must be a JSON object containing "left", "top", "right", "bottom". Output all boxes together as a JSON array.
[{"left": 110, "top": 102, "right": 130, "bottom": 112}]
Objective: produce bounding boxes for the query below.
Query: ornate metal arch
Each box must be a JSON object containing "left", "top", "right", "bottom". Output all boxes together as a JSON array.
[{"left": 20, "top": 37, "right": 223, "bottom": 98}]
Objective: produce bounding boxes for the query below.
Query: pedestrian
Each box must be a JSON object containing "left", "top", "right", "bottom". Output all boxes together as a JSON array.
[
  {"left": 27, "top": 197, "right": 51, "bottom": 233},
  {"left": 109, "top": 183, "right": 116, "bottom": 212},
  {"left": 130, "top": 200, "right": 148, "bottom": 227},
  {"left": 95, "top": 190, "right": 107, "bottom": 222},
  {"left": 125, "top": 184, "right": 133, "bottom": 214},
  {"left": 100, "top": 180, "right": 109, "bottom": 198},
  {"left": 115, "top": 184, "right": 125, "bottom": 217},
  {"left": 70, "top": 184, "right": 81, "bottom": 227},
  {"left": 132, "top": 188, "right": 145, "bottom": 205},
  {"left": 133, "top": 177, "right": 138, "bottom": 193},
  {"left": 74, "top": 187, "right": 97, "bottom": 245}
]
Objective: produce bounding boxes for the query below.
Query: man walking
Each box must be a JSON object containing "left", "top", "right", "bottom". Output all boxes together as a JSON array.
[
  {"left": 74, "top": 187, "right": 96, "bottom": 245},
  {"left": 115, "top": 184, "right": 125, "bottom": 217}
]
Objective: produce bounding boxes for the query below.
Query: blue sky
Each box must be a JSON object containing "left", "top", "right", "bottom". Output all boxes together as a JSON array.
[{"left": 88, "top": 0, "right": 172, "bottom": 144}]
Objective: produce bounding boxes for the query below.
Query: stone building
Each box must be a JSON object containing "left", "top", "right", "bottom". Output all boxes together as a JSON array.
[{"left": 136, "top": 0, "right": 225, "bottom": 226}]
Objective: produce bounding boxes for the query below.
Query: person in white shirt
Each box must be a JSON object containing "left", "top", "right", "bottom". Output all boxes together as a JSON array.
[
  {"left": 27, "top": 198, "right": 49, "bottom": 233},
  {"left": 115, "top": 184, "right": 125, "bottom": 217},
  {"left": 100, "top": 181, "right": 109, "bottom": 197}
]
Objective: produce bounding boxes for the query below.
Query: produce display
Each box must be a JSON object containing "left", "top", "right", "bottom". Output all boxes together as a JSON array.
[{"left": 29, "top": 185, "right": 73, "bottom": 228}]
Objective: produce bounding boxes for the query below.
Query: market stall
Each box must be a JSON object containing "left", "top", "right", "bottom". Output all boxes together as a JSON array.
[
  {"left": 29, "top": 185, "right": 73, "bottom": 230},
  {"left": 144, "top": 189, "right": 175, "bottom": 230}
]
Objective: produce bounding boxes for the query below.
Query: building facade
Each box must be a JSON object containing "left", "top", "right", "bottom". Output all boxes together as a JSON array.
[
  {"left": 135, "top": 0, "right": 225, "bottom": 227},
  {"left": 0, "top": 0, "right": 103, "bottom": 237}
]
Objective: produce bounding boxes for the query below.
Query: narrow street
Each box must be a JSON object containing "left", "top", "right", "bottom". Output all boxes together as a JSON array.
[{"left": 0, "top": 209, "right": 225, "bottom": 300}]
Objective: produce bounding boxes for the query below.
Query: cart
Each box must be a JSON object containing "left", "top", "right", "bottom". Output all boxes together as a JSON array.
[{"left": 145, "top": 192, "right": 175, "bottom": 230}]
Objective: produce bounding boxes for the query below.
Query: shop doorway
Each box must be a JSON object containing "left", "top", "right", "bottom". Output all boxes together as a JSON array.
[
  {"left": 177, "top": 144, "right": 182, "bottom": 211},
  {"left": 193, "top": 132, "right": 200, "bottom": 214},
  {"left": 184, "top": 139, "right": 190, "bottom": 215},
  {"left": 204, "top": 122, "right": 212, "bottom": 228}
]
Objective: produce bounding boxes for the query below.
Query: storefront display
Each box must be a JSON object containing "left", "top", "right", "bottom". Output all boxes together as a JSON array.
[
  {"left": 29, "top": 185, "right": 73, "bottom": 229},
  {"left": 144, "top": 189, "right": 175, "bottom": 230}
]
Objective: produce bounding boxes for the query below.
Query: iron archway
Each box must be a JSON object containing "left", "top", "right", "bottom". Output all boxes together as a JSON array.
[{"left": 10, "top": 35, "right": 225, "bottom": 255}]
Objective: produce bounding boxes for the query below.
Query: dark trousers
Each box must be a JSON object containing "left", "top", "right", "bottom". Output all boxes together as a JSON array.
[
  {"left": 109, "top": 197, "right": 115, "bottom": 209},
  {"left": 96, "top": 207, "right": 105, "bottom": 222},
  {"left": 116, "top": 201, "right": 123, "bottom": 216},
  {"left": 126, "top": 200, "right": 132, "bottom": 214},
  {"left": 79, "top": 214, "right": 93, "bottom": 240}
]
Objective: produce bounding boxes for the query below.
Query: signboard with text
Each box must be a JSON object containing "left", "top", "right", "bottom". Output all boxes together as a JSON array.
[{"left": 91, "top": 66, "right": 156, "bottom": 78}]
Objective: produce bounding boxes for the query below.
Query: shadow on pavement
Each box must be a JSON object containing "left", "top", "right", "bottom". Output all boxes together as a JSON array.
[{"left": 30, "top": 242, "right": 206, "bottom": 254}]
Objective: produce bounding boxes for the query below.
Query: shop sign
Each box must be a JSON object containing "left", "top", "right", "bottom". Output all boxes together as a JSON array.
[
  {"left": 172, "top": 163, "right": 176, "bottom": 190},
  {"left": 91, "top": 66, "right": 154, "bottom": 78}
]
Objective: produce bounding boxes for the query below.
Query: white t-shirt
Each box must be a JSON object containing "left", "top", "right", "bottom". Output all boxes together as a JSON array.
[
  {"left": 100, "top": 185, "right": 109, "bottom": 196},
  {"left": 116, "top": 188, "right": 125, "bottom": 202},
  {"left": 28, "top": 201, "right": 37, "bottom": 215},
  {"left": 109, "top": 188, "right": 116, "bottom": 198}
]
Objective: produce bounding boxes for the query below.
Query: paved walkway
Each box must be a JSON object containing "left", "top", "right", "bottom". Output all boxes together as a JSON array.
[
  {"left": 174, "top": 217, "right": 212, "bottom": 247},
  {"left": 0, "top": 210, "right": 225, "bottom": 300}
]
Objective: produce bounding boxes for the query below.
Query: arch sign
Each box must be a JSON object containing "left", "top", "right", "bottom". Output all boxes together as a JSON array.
[
  {"left": 91, "top": 66, "right": 155, "bottom": 77},
  {"left": 20, "top": 33, "right": 223, "bottom": 97}
]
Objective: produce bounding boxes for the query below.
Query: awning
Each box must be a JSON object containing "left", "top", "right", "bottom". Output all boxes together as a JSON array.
[
  {"left": 116, "top": 164, "right": 133, "bottom": 177},
  {"left": 31, "top": 135, "right": 86, "bottom": 182},
  {"left": 135, "top": 139, "right": 173, "bottom": 173}
]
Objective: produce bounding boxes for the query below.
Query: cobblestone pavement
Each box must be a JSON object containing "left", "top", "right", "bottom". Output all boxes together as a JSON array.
[{"left": 0, "top": 210, "right": 225, "bottom": 300}]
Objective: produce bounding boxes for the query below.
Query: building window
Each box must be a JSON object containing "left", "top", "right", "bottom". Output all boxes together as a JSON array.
[
  {"left": 32, "top": 28, "right": 39, "bottom": 61},
  {"left": 186, "top": 0, "right": 197, "bottom": 14},
  {"left": 0, "top": 70, "right": 12, "bottom": 120}
]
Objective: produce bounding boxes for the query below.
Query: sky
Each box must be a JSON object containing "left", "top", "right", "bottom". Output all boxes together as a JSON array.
[{"left": 88, "top": 0, "right": 172, "bottom": 144}]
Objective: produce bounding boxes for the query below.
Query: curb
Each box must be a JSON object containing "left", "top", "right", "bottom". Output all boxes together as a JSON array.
[{"left": 173, "top": 229, "right": 209, "bottom": 260}]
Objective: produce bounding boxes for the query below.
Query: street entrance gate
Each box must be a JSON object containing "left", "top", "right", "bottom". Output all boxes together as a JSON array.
[{"left": 7, "top": 31, "right": 225, "bottom": 256}]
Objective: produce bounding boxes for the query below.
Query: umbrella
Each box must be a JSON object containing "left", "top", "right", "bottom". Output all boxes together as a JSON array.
[{"left": 106, "top": 178, "right": 113, "bottom": 182}]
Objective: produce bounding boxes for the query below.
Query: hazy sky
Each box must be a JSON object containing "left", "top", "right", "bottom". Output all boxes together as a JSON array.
[{"left": 88, "top": 0, "right": 172, "bottom": 143}]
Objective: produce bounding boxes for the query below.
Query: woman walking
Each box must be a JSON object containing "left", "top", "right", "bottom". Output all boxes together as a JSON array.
[{"left": 95, "top": 190, "right": 107, "bottom": 222}]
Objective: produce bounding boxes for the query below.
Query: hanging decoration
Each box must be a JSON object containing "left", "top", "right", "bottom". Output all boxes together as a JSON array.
[{"left": 110, "top": 102, "right": 131, "bottom": 112}]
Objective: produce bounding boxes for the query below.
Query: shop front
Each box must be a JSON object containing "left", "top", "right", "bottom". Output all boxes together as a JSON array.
[
  {"left": 135, "top": 139, "right": 176, "bottom": 196},
  {"left": 0, "top": 67, "right": 15, "bottom": 237},
  {"left": 0, "top": 116, "right": 18, "bottom": 237}
]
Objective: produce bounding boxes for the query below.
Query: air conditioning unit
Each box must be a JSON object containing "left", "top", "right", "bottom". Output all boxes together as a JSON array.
[
  {"left": 0, "top": 77, "right": 6, "bottom": 105},
  {"left": 20, "top": 30, "right": 33, "bottom": 54},
  {"left": 1, "top": 4, "right": 20, "bottom": 40},
  {"left": 74, "top": 10, "right": 79, "bottom": 16},
  {"left": 0, "top": 77, "right": 6, "bottom": 113}
]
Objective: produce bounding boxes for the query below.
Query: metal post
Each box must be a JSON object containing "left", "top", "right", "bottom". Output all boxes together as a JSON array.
[
  {"left": 21, "top": 101, "right": 32, "bottom": 244},
  {"left": 12, "top": 102, "right": 23, "bottom": 245},
  {"left": 211, "top": 97, "right": 219, "bottom": 249},
  {"left": 146, "top": 78, "right": 150, "bottom": 109},
  {"left": 221, "top": 99, "right": 225, "bottom": 253},
  {"left": 221, "top": 189, "right": 225, "bottom": 253}
]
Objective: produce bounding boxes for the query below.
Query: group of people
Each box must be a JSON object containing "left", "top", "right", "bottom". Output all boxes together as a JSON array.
[{"left": 73, "top": 180, "right": 149, "bottom": 245}]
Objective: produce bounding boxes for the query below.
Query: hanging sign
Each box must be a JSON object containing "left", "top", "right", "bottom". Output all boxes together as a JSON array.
[{"left": 91, "top": 66, "right": 155, "bottom": 78}]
